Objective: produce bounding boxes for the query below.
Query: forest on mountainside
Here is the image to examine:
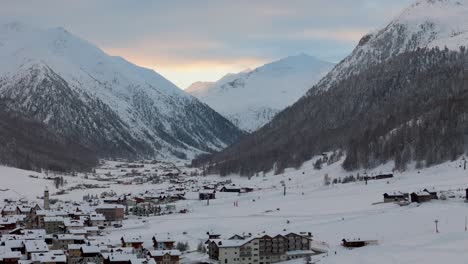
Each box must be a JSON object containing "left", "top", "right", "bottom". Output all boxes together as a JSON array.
[
  {"left": 194, "top": 47, "right": 468, "bottom": 176},
  {"left": 0, "top": 99, "right": 98, "bottom": 172}
]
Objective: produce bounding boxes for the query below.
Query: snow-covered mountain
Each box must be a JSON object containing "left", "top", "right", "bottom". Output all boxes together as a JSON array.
[
  {"left": 0, "top": 22, "right": 243, "bottom": 160},
  {"left": 196, "top": 0, "right": 468, "bottom": 176},
  {"left": 316, "top": 0, "right": 468, "bottom": 92},
  {"left": 187, "top": 54, "right": 335, "bottom": 132}
]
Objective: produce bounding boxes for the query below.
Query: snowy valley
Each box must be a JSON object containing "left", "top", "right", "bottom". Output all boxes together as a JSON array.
[
  {"left": 2, "top": 0, "right": 468, "bottom": 263},
  {"left": 2, "top": 155, "right": 468, "bottom": 264},
  {"left": 187, "top": 54, "right": 334, "bottom": 132}
]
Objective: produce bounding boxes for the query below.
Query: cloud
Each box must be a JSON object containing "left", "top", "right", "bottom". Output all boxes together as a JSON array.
[
  {"left": 0, "top": 0, "right": 413, "bottom": 87},
  {"left": 295, "top": 28, "right": 370, "bottom": 42}
]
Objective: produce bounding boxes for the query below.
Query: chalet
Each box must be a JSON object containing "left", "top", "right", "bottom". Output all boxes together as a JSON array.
[
  {"left": 152, "top": 236, "right": 175, "bottom": 250},
  {"left": 341, "top": 239, "right": 378, "bottom": 248},
  {"left": 207, "top": 233, "right": 221, "bottom": 240},
  {"left": 410, "top": 191, "right": 437, "bottom": 203},
  {"left": 30, "top": 250, "right": 67, "bottom": 264},
  {"left": 148, "top": 250, "right": 180, "bottom": 264},
  {"left": 199, "top": 191, "right": 216, "bottom": 201},
  {"left": 87, "top": 213, "right": 106, "bottom": 228},
  {"left": 2, "top": 205, "right": 19, "bottom": 216},
  {"left": 130, "top": 258, "right": 157, "bottom": 264},
  {"left": 219, "top": 186, "right": 241, "bottom": 193},
  {"left": 102, "top": 252, "right": 136, "bottom": 264},
  {"left": 0, "top": 217, "right": 18, "bottom": 234},
  {"left": 121, "top": 236, "right": 145, "bottom": 250},
  {"left": 67, "top": 244, "right": 82, "bottom": 263},
  {"left": 80, "top": 245, "right": 102, "bottom": 264},
  {"left": 4, "top": 240, "right": 24, "bottom": 256},
  {"left": 383, "top": 192, "right": 409, "bottom": 203},
  {"left": 0, "top": 246, "right": 22, "bottom": 264},
  {"left": 423, "top": 189, "right": 438, "bottom": 200},
  {"left": 23, "top": 240, "right": 49, "bottom": 258}
]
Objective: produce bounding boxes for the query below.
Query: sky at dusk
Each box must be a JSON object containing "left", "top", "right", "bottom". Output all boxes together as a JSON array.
[{"left": 1, "top": 0, "right": 412, "bottom": 88}]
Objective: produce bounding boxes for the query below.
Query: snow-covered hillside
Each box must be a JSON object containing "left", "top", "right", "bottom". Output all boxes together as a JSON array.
[
  {"left": 0, "top": 22, "right": 242, "bottom": 160},
  {"left": 187, "top": 54, "right": 334, "bottom": 132},
  {"left": 316, "top": 0, "right": 468, "bottom": 92}
]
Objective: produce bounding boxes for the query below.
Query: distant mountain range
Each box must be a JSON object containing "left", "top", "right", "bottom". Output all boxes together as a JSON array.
[
  {"left": 194, "top": 0, "right": 468, "bottom": 175},
  {"left": 187, "top": 54, "right": 334, "bottom": 132},
  {"left": 0, "top": 22, "right": 243, "bottom": 170}
]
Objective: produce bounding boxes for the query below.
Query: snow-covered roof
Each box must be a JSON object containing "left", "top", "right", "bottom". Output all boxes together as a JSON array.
[
  {"left": 55, "top": 234, "right": 86, "bottom": 241},
  {"left": 44, "top": 216, "right": 64, "bottom": 222},
  {"left": 149, "top": 250, "right": 181, "bottom": 256},
  {"left": 102, "top": 253, "right": 137, "bottom": 262},
  {"left": 96, "top": 204, "right": 124, "bottom": 209},
  {"left": 0, "top": 246, "right": 22, "bottom": 260},
  {"left": 122, "top": 236, "right": 144, "bottom": 243},
  {"left": 81, "top": 245, "right": 101, "bottom": 254},
  {"left": 63, "top": 219, "right": 84, "bottom": 227},
  {"left": 30, "top": 250, "right": 66, "bottom": 263},
  {"left": 23, "top": 240, "right": 49, "bottom": 253},
  {"left": 130, "top": 258, "right": 157, "bottom": 264}
]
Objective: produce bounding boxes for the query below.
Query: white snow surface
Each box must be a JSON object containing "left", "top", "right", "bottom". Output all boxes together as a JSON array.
[
  {"left": 3, "top": 156, "right": 468, "bottom": 263},
  {"left": 187, "top": 54, "right": 334, "bottom": 132}
]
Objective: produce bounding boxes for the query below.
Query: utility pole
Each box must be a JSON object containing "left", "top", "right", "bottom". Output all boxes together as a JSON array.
[{"left": 435, "top": 219, "right": 439, "bottom": 233}]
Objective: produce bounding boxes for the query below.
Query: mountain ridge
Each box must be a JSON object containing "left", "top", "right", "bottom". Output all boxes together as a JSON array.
[
  {"left": 193, "top": 0, "right": 468, "bottom": 175},
  {"left": 0, "top": 22, "right": 243, "bottom": 161}
]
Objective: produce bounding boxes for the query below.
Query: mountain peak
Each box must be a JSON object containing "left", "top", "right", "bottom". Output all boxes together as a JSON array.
[
  {"left": 0, "top": 23, "right": 243, "bottom": 160},
  {"left": 188, "top": 54, "right": 335, "bottom": 131}
]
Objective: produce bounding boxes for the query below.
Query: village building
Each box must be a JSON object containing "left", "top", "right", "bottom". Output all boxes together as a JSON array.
[
  {"left": 410, "top": 190, "right": 438, "bottom": 203},
  {"left": 0, "top": 217, "right": 19, "bottom": 234},
  {"left": 102, "top": 252, "right": 137, "bottom": 264},
  {"left": 207, "top": 232, "right": 316, "bottom": 264},
  {"left": 86, "top": 213, "right": 106, "bottom": 228},
  {"left": 29, "top": 250, "right": 66, "bottom": 264},
  {"left": 152, "top": 236, "right": 175, "bottom": 250},
  {"left": 130, "top": 258, "right": 157, "bottom": 264},
  {"left": 199, "top": 191, "right": 216, "bottom": 201},
  {"left": 341, "top": 239, "right": 378, "bottom": 248},
  {"left": 121, "top": 236, "right": 145, "bottom": 251},
  {"left": 148, "top": 250, "right": 180, "bottom": 264},
  {"left": 23, "top": 240, "right": 49, "bottom": 258},
  {"left": 52, "top": 234, "right": 86, "bottom": 250},
  {"left": 43, "top": 217, "right": 64, "bottom": 234},
  {"left": 95, "top": 205, "right": 125, "bottom": 225},
  {"left": 0, "top": 246, "right": 22, "bottom": 264},
  {"left": 383, "top": 192, "right": 409, "bottom": 203}
]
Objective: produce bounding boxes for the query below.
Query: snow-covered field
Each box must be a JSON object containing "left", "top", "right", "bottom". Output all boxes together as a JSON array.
[{"left": 2, "top": 157, "right": 468, "bottom": 263}]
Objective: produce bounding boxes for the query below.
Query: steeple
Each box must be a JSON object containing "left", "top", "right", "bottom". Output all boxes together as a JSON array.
[{"left": 44, "top": 188, "right": 50, "bottom": 210}]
